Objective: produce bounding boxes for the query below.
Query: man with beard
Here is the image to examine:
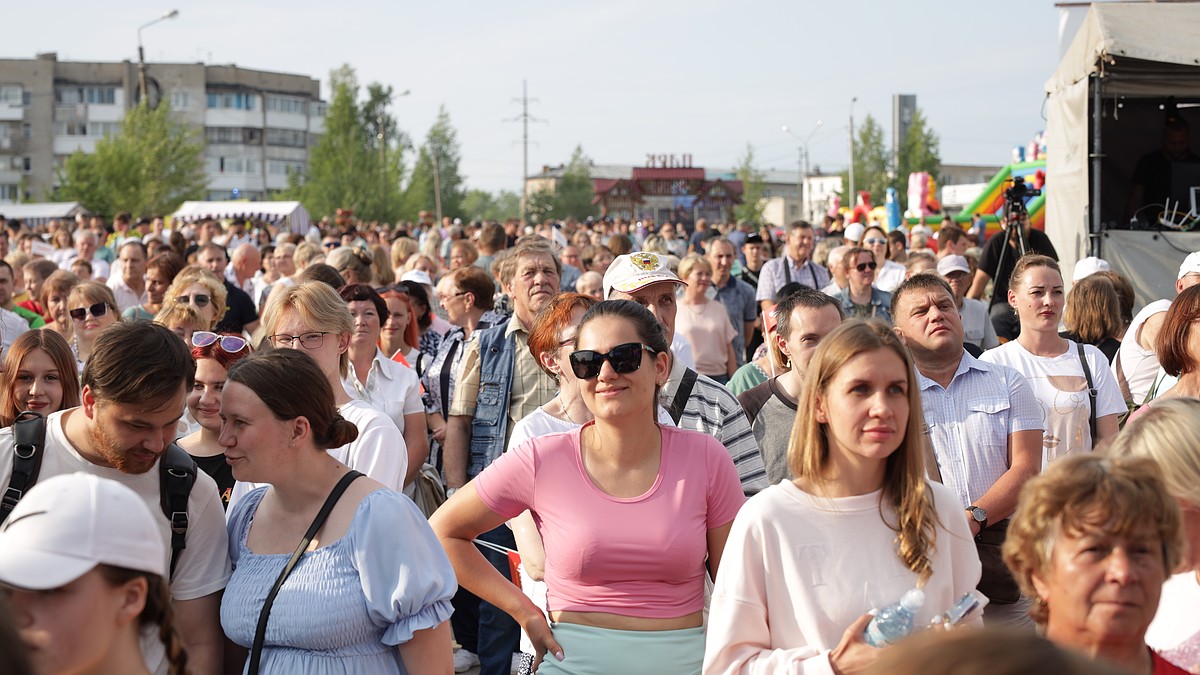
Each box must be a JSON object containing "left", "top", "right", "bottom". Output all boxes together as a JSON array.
[
  {"left": 0, "top": 321, "right": 230, "bottom": 674},
  {"left": 443, "top": 236, "right": 562, "bottom": 675}
]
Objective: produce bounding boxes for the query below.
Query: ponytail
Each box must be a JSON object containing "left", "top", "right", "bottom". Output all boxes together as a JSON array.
[{"left": 98, "top": 566, "right": 190, "bottom": 675}]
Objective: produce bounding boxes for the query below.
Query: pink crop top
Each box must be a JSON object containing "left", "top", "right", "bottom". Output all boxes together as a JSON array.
[{"left": 474, "top": 423, "right": 745, "bottom": 619}]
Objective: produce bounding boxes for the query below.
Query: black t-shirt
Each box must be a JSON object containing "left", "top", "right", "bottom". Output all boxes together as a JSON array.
[
  {"left": 190, "top": 452, "right": 234, "bottom": 509},
  {"left": 215, "top": 280, "right": 258, "bottom": 333},
  {"left": 978, "top": 227, "right": 1058, "bottom": 307}
]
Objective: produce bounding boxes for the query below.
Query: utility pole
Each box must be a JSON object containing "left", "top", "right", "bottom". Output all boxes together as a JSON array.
[
  {"left": 505, "top": 80, "right": 546, "bottom": 223},
  {"left": 848, "top": 97, "right": 858, "bottom": 205},
  {"left": 431, "top": 145, "right": 443, "bottom": 224}
]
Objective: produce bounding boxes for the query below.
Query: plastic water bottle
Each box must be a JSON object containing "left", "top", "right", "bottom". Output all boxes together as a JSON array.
[{"left": 863, "top": 588, "right": 926, "bottom": 647}]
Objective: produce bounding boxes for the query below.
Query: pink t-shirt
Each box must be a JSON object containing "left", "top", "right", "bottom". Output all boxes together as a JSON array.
[{"left": 474, "top": 423, "right": 745, "bottom": 619}]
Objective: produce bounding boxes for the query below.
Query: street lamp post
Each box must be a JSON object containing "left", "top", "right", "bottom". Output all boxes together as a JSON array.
[
  {"left": 848, "top": 97, "right": 858, "bottom": 205},
  {"left": 783, "top": 120, "right": 822, "bottom": 223},
  {"left": 137, "top": 10, "right": 179, "bottom": 105}
]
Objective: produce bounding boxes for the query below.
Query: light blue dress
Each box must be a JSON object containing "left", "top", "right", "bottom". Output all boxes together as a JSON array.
[{"left": 221, "top": 487, "right": 456, "bottom": 674}]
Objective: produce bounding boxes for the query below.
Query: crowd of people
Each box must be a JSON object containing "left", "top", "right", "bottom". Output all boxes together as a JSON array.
[{"left": 0, "top": 208, "right": 1196, "bottom": 675}]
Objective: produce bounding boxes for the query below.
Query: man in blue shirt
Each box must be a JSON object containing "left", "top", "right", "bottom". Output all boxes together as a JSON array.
[{"left": 706, "top": 237, "right": 756, "bottom": 365}]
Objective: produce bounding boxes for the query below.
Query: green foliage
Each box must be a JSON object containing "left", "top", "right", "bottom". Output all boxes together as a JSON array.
[
  {"left": 55, "top": 101, "right": 206, "bottom": 216},
  {"left": 550, "top": 145, "right": 598, "bottom": 220},
  {"left": 839, "top": 110, "right": 941, "bottom": 212},
  {"left": 733, "top": 143, "right": 766, "bottom": 224},
  {"left": 402, "top": 106, "right": 465, "bottom": 220},
  {"left": 462, "top": 189, "right": 521, "bottom": 221},
  {"left": 895, "top": 108, "right": 942, "bottom": 208},
  {"left": 294, "top": 65, "right": 408, "bottom": 223},
  {"left": 525, "top": 188, "right": 555, "bottom": 224}
]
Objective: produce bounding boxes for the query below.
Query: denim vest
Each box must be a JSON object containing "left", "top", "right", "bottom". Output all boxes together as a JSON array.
[{"left": 467, "top": 323, "right": 516, "bottom": 478}]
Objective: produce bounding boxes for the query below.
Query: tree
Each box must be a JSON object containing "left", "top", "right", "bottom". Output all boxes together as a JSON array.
[
  {"left": 462, "top": 189, "right": 522, "bottom": 221},
  {"left": 295, "top": 65, "right": 408, "bottom": 223},
  {"left": 840, "top": 114, "right": 890, "bottom": 211},
  {"left": 551, "top": 146, "right": 598, "bottom": 220},
  {"left": 895, "top": 108, "right": 942, "bottom": 209},
  {"left": 733, "top": 144, "right": 767, "bottom": 224},
  {"left": 525, "top": 187, "right": 555, "bottom": 224},
  {"left": 55, "top": 101, "right": 206, "bottom": 216},
  {"left": 402, "top": 106, "right": 465, "bottom": 220}
]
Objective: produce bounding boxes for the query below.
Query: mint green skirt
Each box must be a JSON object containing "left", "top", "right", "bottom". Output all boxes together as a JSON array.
[{"left": 537, "top": 622, "right": 704, "bottom": 675}]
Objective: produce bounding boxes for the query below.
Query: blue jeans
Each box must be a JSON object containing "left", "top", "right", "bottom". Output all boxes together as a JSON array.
[{"left": 477, "top": 525, "right": 520, "bottom": 675}]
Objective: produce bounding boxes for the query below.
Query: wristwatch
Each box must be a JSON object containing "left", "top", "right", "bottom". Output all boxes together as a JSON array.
[
  {"left": 446, "top": 487, "right": 459, "bottom": 498},
  {"left": 966, "top": 505, "right": 988, "bottom": 530}
]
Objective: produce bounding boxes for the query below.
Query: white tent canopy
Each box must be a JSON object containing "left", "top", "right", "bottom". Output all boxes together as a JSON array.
[
  {"left": 0, "top": 202, "right": 88, "bottom": 227},
  {"left": 170, "top": 201, "right": 312, "bottom": 234},
  {"left": 1045, "top": 2, "right": 1200, "bottom": 306}
]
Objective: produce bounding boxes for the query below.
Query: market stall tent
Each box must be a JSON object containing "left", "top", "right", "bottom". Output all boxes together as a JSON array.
[
  {"left": 170, "top": 201, "right": 312, "bottom": 234},
  {"left": 0, "top": 202, "right": 88, "bottom": 228}
]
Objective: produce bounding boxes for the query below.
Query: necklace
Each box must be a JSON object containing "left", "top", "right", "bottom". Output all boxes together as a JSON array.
[{"left": 557, "top": 394, "right": 579, "bottom": 425}]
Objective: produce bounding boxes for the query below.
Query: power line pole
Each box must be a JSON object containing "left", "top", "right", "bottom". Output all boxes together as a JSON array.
[{"left": 505, "top": 80, "right": 546, "bottom": 223}]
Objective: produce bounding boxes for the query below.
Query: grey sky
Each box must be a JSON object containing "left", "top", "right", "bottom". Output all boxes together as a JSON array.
[{"left": 7, "top": 0, "right": 1065, "bottom": 195}]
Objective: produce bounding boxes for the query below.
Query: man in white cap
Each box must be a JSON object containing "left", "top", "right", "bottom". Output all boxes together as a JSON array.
[
  {"left": 938, "top": 254, "right": 999, "bottom": 353},
  {"left": 604, "top": 251, "right": 767, "bottom": 495},
  {"left": 1114, "top": 250, "right": 1200, "bottom": 402}
]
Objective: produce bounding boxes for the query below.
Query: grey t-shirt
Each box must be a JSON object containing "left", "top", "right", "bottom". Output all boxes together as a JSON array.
[{"left": 737, "top": 377, "right": 799, "bottom": 485}]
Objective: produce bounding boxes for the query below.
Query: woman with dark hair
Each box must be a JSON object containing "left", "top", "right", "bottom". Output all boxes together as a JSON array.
[
  {"left": 1148, "top": 284, "right": 1200, "bottom": 404},
  {"left": 396, "top": 279, "right": 446, "bottom": 358},
  {"left": 177, "top": 331, "right": 253, "bottom": 509},
  {"left": 219, "top": 349, "right": 456, "bottom": 674},
  {"left": 705, "top": 320, "right": 980, "bottom": 674},
  {"left": 0, "top": 329, "right": 80, "bottom": 428},
  {"left": 0, "top": 473, "right": 190, "bottom": 675},
  {"left": 40, "top": 269, "right": 79, "bottom": 342},
  {"left": 123, "top": 252, "right": 185, "bottom": 321},
  {"left": 340, "top": 283, "right": 428, "bottom": 475},
  {"left": 433, "top": 300, "right": 744, "bottom": 673}
]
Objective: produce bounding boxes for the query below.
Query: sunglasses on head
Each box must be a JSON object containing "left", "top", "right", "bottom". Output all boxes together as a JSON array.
[
  {"left": 855, "top": 261, "right": 878, "bottom": 272},
  {"left": 68, "top": 302, "right": 109, "bottom": 322},
  {"left": 569, "top": 342, "right": 657, "bottom": 380},
  {"left": 176, "top": 294, "right": 211, "bottom": 308},
  {"left": 192, "top": 331, "right": 248, "bottom": 353}
]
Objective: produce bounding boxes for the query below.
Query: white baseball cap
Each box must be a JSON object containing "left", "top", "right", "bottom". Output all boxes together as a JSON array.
[
  {"left": 1179, "top": 251, "right": 1200, "bottom": 280},
  {"left": 843, "top": 222, "right": 866, "bottom": 244},
  {"left": 603, "top": 252, "right": 686, "bottom": 299},
  {"left": 1072, "top": 256, "right": 1111, "bottom": 283},
  {"left": 0, "top": 473, "right": 166, "bottom": 590},
  {"left": 937, "top": 255, "right": 972, "bottom": 277},
  {"left": 400, "top": 269, "right": 435, "bottom": 287}
]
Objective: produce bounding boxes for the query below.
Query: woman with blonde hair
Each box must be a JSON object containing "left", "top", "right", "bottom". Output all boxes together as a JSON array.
[
  {"left": 0, "top": 329, "right": 80, "bottom": 427},
  {"left": 705, "top": 319, "right": 981, "bottom": 674},
  {"left": 675, "top": 254, "right": 737, "bottom": 383},
  {"left": 390, "top": 237, "right": 419, "bottom": 278},
  {"left": 327, "top": 246, "right": 376, "bottom": 286},
  {"left": 67, "top": 281, "right": 118, "bottom": 371},
  {"left": 1061, "top": 274, "right": 1123, "bottom": 363},
  {"left": 162, "top": 266, "right": 227, "bottom": 332},
  {"left": 153, "top": 302, "right": 205, "bottom": 347},
  {"left": 1109, "top": 397, "right": 1200, "bottom": 672}
]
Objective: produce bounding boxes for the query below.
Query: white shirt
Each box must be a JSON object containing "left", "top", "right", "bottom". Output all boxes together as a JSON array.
[
  {"left": 1116, "top": 299, "right": 1172, "bottom": 403},
  {"left": 343, "top": 349, "right": 424, "bottom": 433},
  {"left": 0, "top": 307, "right": 29, "bottom": 350},
  {"left": 960, "top": 297, "right": 999, "bottom": 349},
  {"left": 1146, "top": 571, "right": 1200, "bottom": 672},
  {"left": 107, "top": 275, "right": 149, "bottom": 312},
  {"left": 671, "top": 334, "right": 696, "bottom": 370},
  {"left": 873, "top": 259, "right": 907, "bottom": 293}
]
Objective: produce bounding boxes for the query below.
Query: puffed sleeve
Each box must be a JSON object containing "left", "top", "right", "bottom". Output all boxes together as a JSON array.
[
  {"left": 224, "top": 487, "right": 268, "bottom": 569},
  {"left": 350, "top": 490, "right": 457, "bottom": 644}
]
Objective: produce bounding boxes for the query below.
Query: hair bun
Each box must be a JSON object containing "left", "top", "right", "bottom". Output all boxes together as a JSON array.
[{"left": 324, "top": 413, "right": 360, "bottom": 448}]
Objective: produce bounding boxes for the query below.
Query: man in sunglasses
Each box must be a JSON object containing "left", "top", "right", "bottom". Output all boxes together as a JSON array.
[
  {"left": 603, "top": 252, "right": 767, "bottom": 496},
  {"left": 833, "top": 246, "right": 893, "bottom": 323},
  {"left": 443, "top": 236, "right": 562, "bottom": 675},
  {"left": 0, "top": 321, "right": 230, "bottom": 674}
]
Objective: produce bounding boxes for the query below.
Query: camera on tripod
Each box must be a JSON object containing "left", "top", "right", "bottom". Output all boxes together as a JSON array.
[{"left": 1003, "top": 176, "right": 1041, "bottom": 213}]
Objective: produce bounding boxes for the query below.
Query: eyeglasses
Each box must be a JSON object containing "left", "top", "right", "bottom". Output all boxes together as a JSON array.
[
  {"left": 175, "top": 294, "right": 211, "bottom": 308},
  {"left": 68, "top": 302, "right": 109, "bottom": 322},
  {"left": 569, "top": 342, "right": 657, "bottom": 380},
  {"left": 855, "top": 261, "right": 878, "bottom": 273},
  {"left": 863, "top": 238, "right": 888, "bottom": 246},
  {"left": 268, "top": 331, "right": 331, "bottom": 349},
  {"left": 192, "top": 331, "right": 249, "bottom": 353},
  {"left": 323, "top": 241, "right": 340, "bottom": 249}
]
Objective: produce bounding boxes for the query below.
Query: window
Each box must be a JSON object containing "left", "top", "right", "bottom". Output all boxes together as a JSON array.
[
  {"left": 265, "top": 127, "right": 305, "bottom": 148},
  {"left": 0, "top": 86, "right": 21, "bottom": 106},
  {"left": 265, "top": 96, "right": 307, "bottom": 115},
  {"left": 22, "top": 157, "right": 31, "bottom": 173},
  {"left": 311, "top": 103, "right": 327, "bottom": 118},
  {"left": 205, "top": 127, "right": 262, "bottom": 145},
  {"left": 211, "top": 157, "right": 260, "bottom": 174},
  {"left": 268, "top": 159, "right": 304, "bottom": 175},
  {"left": 171, "top": 91, "right": 190, "bottom": 110},
  {"left": 206, "top": 91, "right": 256, "bottom": 111},
  {"left": 21, "top": 124, "right": 30, "bottom": 140},
  {"left": 0, "top": 184, "right": 18, "bottom": 201},
  {"left": 55, "top": 122, "right": 119, "bottom": 138},
  {"left": 54, "top": 86, "right": 117, "bottom": 105}
]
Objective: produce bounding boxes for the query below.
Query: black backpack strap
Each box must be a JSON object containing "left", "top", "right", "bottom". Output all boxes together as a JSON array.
[
  {"left": 439, "top": 339, "right": 460, "bottom": 418},
  {"left": 1076, "top": 342, "right": 1098, "bottom": 443},
  {"left": 1, "top": 412, "right": 46, "bottom": 524},
  {"left": 669, "top": 368, "right": 699, "bottom": 426},
  {"left": 159, "top": 443, "right": 197, "bottom": 580}
]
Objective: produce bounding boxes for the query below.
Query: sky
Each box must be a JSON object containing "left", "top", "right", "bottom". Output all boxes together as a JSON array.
[{"left": 6, "top": 0, "right": 1074, "bottom": 195}]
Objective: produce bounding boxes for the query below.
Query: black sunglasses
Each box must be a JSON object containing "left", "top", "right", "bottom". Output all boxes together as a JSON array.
[
  {"left": 855, "top": 261, "right": 878, "bottom": 272},
  {"left": 68, "top": 302, "right": 109, "bottom": 322},
  {"left": 176, "top": 293, "right": 211, "bottom": 308},
  {"left": 569, "top": 342, "right": 657, "bottom": 380}
]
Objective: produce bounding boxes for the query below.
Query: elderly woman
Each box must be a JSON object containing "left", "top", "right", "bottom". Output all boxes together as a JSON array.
[
  {"left": 1109, "top": 398, "right": 1200, "bottom": 672},
  {"left": 39, "top": 269, "right": 80, "bottom": 340},
  {"left": 835, "top": 246, "right": 893, "bottom": 323},
  {"left": 675, "top": 254, "right": 738, "bottom": 383},
  {"left": 1002, "top": 454, "right": 1188, "bottom": 674},
  {"left": 162, "top": 266, "right": 227, "bottom": 332}
]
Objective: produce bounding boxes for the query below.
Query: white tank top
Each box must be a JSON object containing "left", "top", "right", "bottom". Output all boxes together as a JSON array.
[{"left": 1117, "top": 299, "right": 1172, "bottom": 402}]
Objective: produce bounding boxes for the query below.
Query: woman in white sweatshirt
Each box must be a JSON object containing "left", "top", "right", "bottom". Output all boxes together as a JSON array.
[{"left": 704, "top": 319, "right": 981, "bottom": 675}]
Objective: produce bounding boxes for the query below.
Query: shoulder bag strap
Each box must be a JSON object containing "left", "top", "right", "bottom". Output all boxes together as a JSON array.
[
  {"left": 1, "top": 412, "right": 46, "bottom": 524},
  {"left": 1112, "top": 349, "right": 1134, "bottom": 403},
  {"left": 782, "top": 257, "right": 792, "bottom": 285},
  {"left": 1076, "top": 343, "right": 1098, "bottom": 442},
  {"left": 438, "top": 340, "right": 461, "bottom": 418},
  {"left": 669, "top": 368, "right": 699, "bottom": 426},
  {"left": 247, "top": 470, "right": 363, "bottom": 675}
]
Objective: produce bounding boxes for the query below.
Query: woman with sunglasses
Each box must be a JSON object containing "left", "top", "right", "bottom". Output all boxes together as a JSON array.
[
  {"left": 861, "top": 224, "right": 906, "bottom": 293},
  {"left": 834, "top": 246, "right": 892, "bottom": 324},
  {"left": 704, "top": 320, "right": 981, "bottom": 674},
  {"left": 67, "top": 282, "right": 119, "bottom": 372},
  {"left": 161, "top": 267, "right": 227, "bottom": 332},
  {"left": 0, "top": 329, "right": 80, "bottom": 428},
  {"left": 122, "top": 252, "right": 184, "bottom": 321},
  {"left": 178, "top": 331, "right": 253, "bottom": 510},
  {"left": 432, "top": 300, "right": 745, "bottom": 674}
]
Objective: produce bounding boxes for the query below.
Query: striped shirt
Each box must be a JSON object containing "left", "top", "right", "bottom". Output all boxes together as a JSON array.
[
  {"left": 917, "top": 351, "right": 1042, "bottom": 509},
  {"left": 663, "top": 357, "right": 767, "bottom": 495}
]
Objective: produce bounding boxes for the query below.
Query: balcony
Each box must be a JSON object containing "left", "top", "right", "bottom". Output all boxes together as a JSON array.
[
  {"left": 0, "top": 137, "right": 27, "bottom": 154},
  {"left": 54, "top": 104, "right": 87, "bottom": 123}
]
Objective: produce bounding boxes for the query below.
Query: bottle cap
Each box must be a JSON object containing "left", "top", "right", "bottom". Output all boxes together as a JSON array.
[{"left": 899, "top": 588, "right": 926, "bottom": 611}]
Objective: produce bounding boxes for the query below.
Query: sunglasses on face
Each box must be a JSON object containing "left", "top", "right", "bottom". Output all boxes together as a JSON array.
[
  {"left": 68, "top": 302, "right": 109, "bottom": 322},
  {"left": 569, "top": 342, "right": 657, "bottom": 380},
  {"left": 176, "top": 294, "right": 211, "bottom": 308},
  {"left": 855, "top": 261, "right": 878, "bottom": 273},
  {"left": 863, "top": 238, "right": 887, "bottom": 246},
  {"left": 323, "top": 242, "right": 340, "bottom": 249},
  {"left": 192, "top": 331, "right": 249, "bottom": 353}
]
